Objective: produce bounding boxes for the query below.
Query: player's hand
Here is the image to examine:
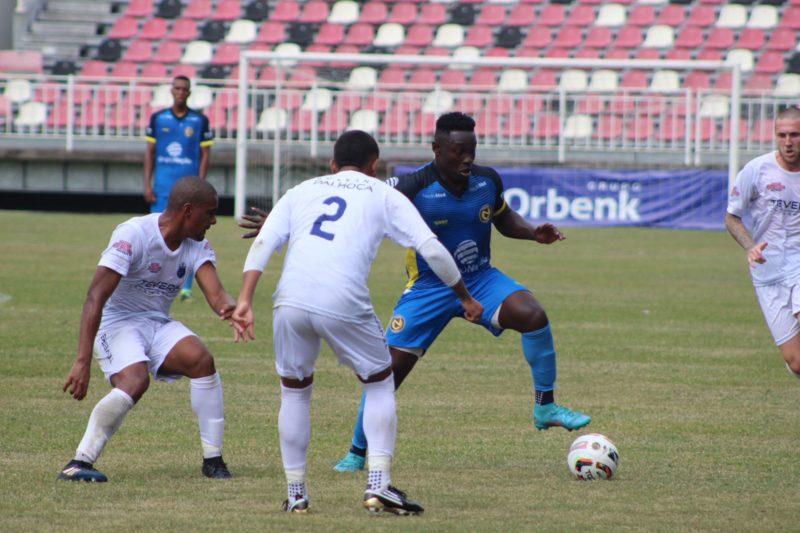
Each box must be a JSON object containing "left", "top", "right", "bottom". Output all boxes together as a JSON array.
[
  {"left": 461, "top": 297, "right": 484, "bottom": 324},
  {"left": 231, "top": 302, "right": 255, "bottom": 342},
  {"left": 748, "top": 242, "right": 768, "bottom": 266},
  {"left": 143, "top": 189, "right": 156, "bottom": 204},
  {"left": 239, "top": 207, "right": 269, "bottom": 239},
  {"left": 63, "top": 360, "right": 91, "bottom": 401},
  {"left": 218, "top": 302, "right": 236, "bottom": 321},
  {"left": 533, "top": 223, "right": 565, "bottom": 244}
]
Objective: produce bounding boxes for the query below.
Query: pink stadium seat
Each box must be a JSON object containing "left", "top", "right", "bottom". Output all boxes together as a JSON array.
[
  {"left": 360, "top": 2, "right": 388, "bottom": 24},
  {"left": 605, "top": 49, "right": 630, "bottom": 60},
  {"left": 545, "top": 48, "right": 569, "bottom": 58},
  {"left": 620, "top": 70, "right": 648, "bottom": 88},
  {"left": 288, "top": 65, "right": 315, "bottom": 87},
  {"left": 78, "top": 104, "right": 106, "bottom": 130},
  {"left": 109, "top": 17, "right": 140, "bottom": 39},
  {"left": 659, "top": 117, "right": 685, "bottom": 142},
  {"left": 229, "top": 63, "right": 258, "bottom": 81},
  {"left": 567, "top": 5, "right": 595, "bottom": 26},
  {"left": 531, "top": 69, "right": 557, "bottom": 88},
  {"left": 465, "top": 25, "right": 493, "bottom": 48},
  {"left": 290, "top": 109, "right": 314, "bottom": 134},
  {"left": 475, "top": 112, "right": 502, "bottom": 136},
  {"left": 226, "top": 108, "right": 256, "bottom": 131},
  {"left": 626, "top": 117, "right": 653, "bottom": 142},
  {"left": 379, "top": 108, "right": 410, "bottom": 136},
  {"left": 344, "top": 23, "right": 375, "bottom": 46},
  {"left": 507, "top": 113, "right": 533, "bottom": 138},
  {"left": 80, "top": 60, "right": 109, "bottom": 77},
  {"left": 389, "top": 2, "right": 417, "bottom": 25},
  {"left": 154, "top": 40, "right": 182, "bottom": 63},
  {"left": 505, "top": 5, "right": 536, "bottom": 27},
  {"left": 584, "top": 27, "right": 612, "bottom": 49},
  {"left": 614, "top": 27, "right": 643, "bottom": 49},
  {"left": 34, "top": 82, "right": 60, "bottom": 104},
  {"left": 211, "top": 43, "right": 240, "bottom": 65},
  {"left": 755, "top": 52, "right": 785, "bottom": 74},
  {"left": 634, "top": 49, "right": 660, "bottom": 60},
  {"left": 781, "top": 7, "right": 800, "bottom": 29},
  {"left": 184, "top": 0, "right": 211, "bottom": 19},
  {"left": 419, "top": 3, "right": 446, "bottom": 24},
  {"left": 478, "top": 4, "right": 506, "bottom": 26},
  {"left": 538, "top": 5, "right": 566, "bottom": 26},
  {"left": 533, "top": 113, "right": 560, "bottom": 140},
  {"left": 140, "top": 17, "right": 168, "bottom": 40},
  {"left": 213, "top": 0, "right": 241, "bottom": 21},
  {"left": 47, "top": 102, "right": 70, "bottom": 129},
  {"left": 553, "top": 27, "right": 582, "bottom": 49},
  {"left": 657, "top": 5, "right": 685, "bottom": 27},
  {"left": 256, "top": 21, "right": 286, "bottom": 44},
  {"left": 628, "top": 5, "right": 655, "bottom": 26},
  {"left": 316, "top": 23, "right": 345, "bottom": 45},
  {"left": 125, "top": 0, "right": 154, "bottom": 18},
  {"left": 392, "top": 47, "right": 421, "bottom": 67},
  {"left": 171, "top": 18, "right": 198, "bottom": 41},
  {"left": 577, "top": 94, "right": 605, "bottom": 114},
  {"left": 665, "top": 49, "right": 691, "bottom": 60},
  {"left": 471, "top": 69, "right": 498, "bottom": 88},
  {"left": 334, "top": 93, "right": 363, "bottom": 112},
  {"left": 111, "top": 61, "right": 138, "bottom": 79},
  {"left": 365, "top": 93, "right": 391, "bottom": 112},
  {"left": 331, "top": 44, "right": 361, "bottom": 67},
  {"left": 697, "top": 49, "right": 722, "bottom": 61},
  {"left": 108, "top": 102, "right": 137, "bottom": 130},
  {"left": 751, "top": 119, "right": 773, "bottom": 143},
  {"left": 171, "top": 64, "right": 197, "bottom": 79},
  {"left": 409, "top": 68, "right": 437, "bottom": 89},
  {"left": 514, "top": 94, "right": 545, "bottom": 114},
  {"left": 488, "top": 94, "right": 516, "bottom": 115},
  {"left": 687, "top": 5, "right": 715, "bottom": 27},
  {"left": 485, "top": 47, "right": 510, "bottom": 62},
  {"left": 767, "top": 28, "right": 797, "bottom": 51},
  {"left": 737, "top": 29, "right": 765, "bottom": 51},
  {"left": 411, "top": 111, "right": 437, "bottom": 136},
  {"left": 299, "top": 1, "right": 329, "bottom": 23},
  {"left": 595, "top": 118, "right": 623, "bottom": 142},
  {"left": 745, "top": 74, "right": 773, "bottom": 93},
  {"left": 123, "top": 40, "right": 153, "bottom": 62},
  {"left": 684, "top": 71, "right": 710, "bottom": 89},
  {"left": 521, "top": 27, "right": 552, "bottom": 49},
  {"left": 97, "top": 85, "right": 121, "bottom": 106},
  {"left": 719, "top": 119, "right": 748, "bottom": 141},
  {"left": 706, "top": 28, "right": 734, "bottom": 50},
  {"left": 271, "top": 1, "right": 300, "bottom": 22},
  {"left": 319, "top": 109, "right": 348, "bottom": 134},
  {"left": 276, "top": 92, "right": 302, "bottom": 109},
  {"left": 675, "top": 26, "right": 704, "bottom": 49},
  {"left": 404, "top": 24, "right": 433, "bottom": 47},
  {"left": 378, "top": 67, "right": 407, "bottom": 87},
  {"left": 141, "top": 62, "right": 168, "bottom": 79},
  {"left": 204, "top": 102, "right": 226, "bottom": 129},
  {"left": 713, "top": 72, "right": 731, "bottom": 90},
  {"left": 575, "top": 48, "right": 601, "bottom": 59},
  {"left": 455, "top": 94, "right": 483, "bottom": 114}
]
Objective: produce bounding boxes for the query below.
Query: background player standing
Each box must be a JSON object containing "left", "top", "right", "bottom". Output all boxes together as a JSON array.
[
  {"left": 60, "top": 177, "right": 234, "bottom": 482},
  {"left": 144, "top": 76, "right": 213, "bottom": 301},
  {"left": 725, "top": 105, "right": 800, "bottom": 379},
  {"left": 231, "top": 131, "right": 483, "bottom": 514},
  {"left": 335, "top": 112, "right": 591, "bottom": 472}
]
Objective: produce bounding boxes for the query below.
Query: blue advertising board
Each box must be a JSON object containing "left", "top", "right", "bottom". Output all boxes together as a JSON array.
[{"left": 395, "top": 166, "right": 728, "bottom": 231}]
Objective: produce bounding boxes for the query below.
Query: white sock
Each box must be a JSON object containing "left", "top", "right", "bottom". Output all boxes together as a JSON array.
[
  {"left": 286, "top": 468, "right": 307, "bottom": 500},
  {"left": 279, "top": 383, "right": 313, "bottom": 473},
  {"left": 363, "top": 374, "right": 396, "bottom": 491},
  {"left": 190, "top": 373, "right": 225, "bottom": 459},
  {"left": 75, "top": 388, "right": 134, "bottom": 464},
  {"left": 786, "top": 362, "right": 800, "bottom": 379}
]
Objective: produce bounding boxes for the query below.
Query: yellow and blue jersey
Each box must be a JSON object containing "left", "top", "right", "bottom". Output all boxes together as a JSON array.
[
  {"left": 145, "top": 108, "right": 213, "bottom": 197},
  {"left": 390, "top": 162, "right": 508, "bottom": 289}
]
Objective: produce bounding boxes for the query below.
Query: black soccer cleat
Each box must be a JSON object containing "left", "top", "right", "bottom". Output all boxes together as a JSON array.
[
  {"left": 363, "top": 485, "right": 424, "bottom": 516},
  {"left": 58, "top": 459, "right": 108, "bottom": 482},
  {"left": 202, "top": 456, "right": 233, "bottom": 479},
  {"left": 282, "top": 495, "right": 310, "bottom": 514}
]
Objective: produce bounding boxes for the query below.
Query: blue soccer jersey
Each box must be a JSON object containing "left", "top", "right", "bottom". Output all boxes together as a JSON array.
[
  {"left": 390, "top": 162, "right": 508, "bottom": 289},
  {"left": 145, "top": 108, "right": 213, "bottom": 200}
]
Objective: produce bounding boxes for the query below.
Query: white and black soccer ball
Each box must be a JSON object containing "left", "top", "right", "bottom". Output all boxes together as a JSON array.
[{"left": 567, "top": 433, "right": 619, "bottom": 480}]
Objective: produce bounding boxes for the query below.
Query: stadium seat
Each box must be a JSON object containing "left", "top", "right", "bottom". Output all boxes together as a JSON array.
[
  {"left": 150, "top": 83, "right": 173, "bottom": 108},
  {"left": 299, "top": 0, "right": 329, "bottom": 23},
  {"left": 156, "top": 0, "right": 182, "bottom": 18},
  {"left": 153, "top": 40, "right": 182, "bottom": 64},
  {"left": 271, "top": 0, "right": 300, "bottom": 22},
  {"left": 389, "top": 2, "right": 417, "bottom": 24},
  {"left": 51, "top": 60, "right": 77, "bottom": 76},
  {"left": 625, "top": 117, "right": 653, "bottom": 143},
  {"left": 700, "top": 94, "right": 729, "bottom": 118},
  {"left": 168, "top": 18, "right": 198, "bottom": 41},
  {"left": 200, "top": 20, "right": 227, "bottom": 42},
  {"left": 683, "top": 71, "right": 710, "bottom": 89},
  {"left": 287, "top": 22, "right": 315, "bottom": 46},
  {"left": 451, "top": 45, "right": 480, "bottom": 66},
  {"left": 505, "top": 4, "right": 536, "bottom": 27},
  {"left": 495, "top": 26, "right": 524, "bottom": 48},
  {"left": 657, "top": 5, "right": 685, "bottom": 26},
  {"left": 348, "top": 109, "right": 378, "bottom": 132},
  {"left": 766, "top": 28, "right": 796, "bottom": 51},
  {"left": 14, "top": 101, "right": 47, "bottom": 128},
  {"left": 614, "top": 27, "right": 643, "bottom": 48},
  {"left": 346, "top": 66, "right": 378, "bottom": 90},
  {"left": 182, "top": 41, "right": 213, "bottom": 64},
  {"left": 80, "top": 60, "right": 109, "bottom": 77},
  {"left": 379, "top": 108, "right": 409, "bottom": 136},
  {"left": 725, "top": 49, "right": 754, "bottom": 73},
  {"left": 687, "top": 5, "right": 715, "bottom": 26},
  {"left": 408, "top": 68, "right": 437, "bottom": 89},
  {"left": 344, "top": 23, "right": 375, "bottom": 46},
  {"left": 449, "top": 4, "right": 477, "bottom": 25},
  {"left": 213, "top": 0, "right": 242, "bottom": 21},
  {"left": 716, "top": 4, "right": 747, "bottom": 28},
  {"left": 97, "top": 39, "right": 123, "bottom": 62},
  {"left": 563, "top": 114, "right": 592, "bottom": 140},
  {"left": 301, "top": 88, "right": 333, "bottom": 112},
  {"left": 747, "top": 5, "right": 777, "bottom": 28},
  {"left": 628, "top": 5, "right": 656, "bottom": 26},
  {"left": 140, "top": 62, "right": 168, "bottom": 79},
  {"left": 125, "top": 0, "right": 154, "bottom": 18},
  {"left": 533, "top": 113, "right": 560, "bottom": 140},
  {"left": 780, "top": 7, "right": 800, "bottom": 29},
  {"left": 225, "top": 19, "right": 257, "bottom": 43},
  {"left": 706, "top": 27, "right": 734, "bottom": 49},
  {"left": 361, "top": 2, "right": 388, "bottom": 24},
  {"left": 649, "top": 69, "right": 679, "bottom": 91},
  {"left": 642, "top": 25, "right": 673, "bottom": 48},
  {"left": 594, "top": 117, "right": 623, "bottom": 142},
  {"left": 185, "top": 0, "right": 212, "bottom": 19},
  {"left": 319, "top": 108, "right": 348, "bottom": 134},
  {"left": 373, "top": 23, "right": 404, "bottom": 47},
  {"left": 315, "top": 23, "right": 345, "bottom": 46},
  {"left": 464, "top": 25, "right": 493, "bottom": 47},
  {"left": 755, "top": 51, "right": 785, "bottom": 74},
  {"left": 498, "top": 68, "right": 527, "bottom": 91},
  {"left": 411, "top": 111, "right": 437, "bottom": 137},
  {"left": 658, "top": 116, "right": 685, "bottom": 143},
  {"left": 242, "top": 0, "right": 268, "bottom": 21},
  {"left": 594, "top": 4, "right": 626, "bottom": 27},
  {"left": 255, "top": 21, "right": 286, "bottom": 44},
  {"left": 521, "top": 27, "right": 553, "bottom": 48},
  {"left": 735, "top": 28, "right": 764, "bottom": 50},
  {"left": 545, "top": 47, "right": 570, "bottom": 58},
  {"left": 111, "top": 61, "right": 138, "bottom": 79},
  {"left": 256, "top": 107, "right": 288, "bottom": 133},
  {"left": 568, "top": 5, "right": 596, "bottom": 26},
  {"left": 187, "top": 84, "right": 213, "bottom": 108},
  {"left": 405, "top": 24, "right": 434, "bottom": 47},
  {"left": 420, "top": 3, "right": 447, "bottom": 24},
  {"left": 109, "top": 17, "right": 140, "bottom": 40},
  {"left": 559, "top": 69, "right": 588, "bottom": 91},
  {"left": 139, "top": 18, "right": 168, "bottom": 40},
  {"left": 744, "top": 74, "right": 773, "bottom": 93},
  {"left": 124, "top": 40, "right": 153, "bottom": 63},
  {"left": 531, "top": 69, "right": 558, "bottom": 88},
  {"left": 440, "top": 69, "right": 467, "bottom": 89},
  {"left": 620, "top": 70, "right": 647, "bottom": 88},
  {"left": 583, "top": 27, "right": 612, "bottom": 48},
  {"left": 478, "top": 4, "right": 507, "bottom": 25},
  {"left": 469, "top": 69, "right": 496, "bottom": 88},
  {"left": 553, "top": 27, "right": 582, "bottom": 49},
  {"left": 588, "top": 69, "right": 618, "bottom": 91},
  {"left": 538, "top": 5, "right": 566, "bottom": 26},
  {"left": 433, "top": 24, "right": 465, "bottom": 47},
  {"left": 211, "top": 43, "right": 240, "bottom": 65},
  {"left": 774, "top": 73, "right": 800, "bottom": 96},
  {"left": 329, "top": 0, "right": 360, "bottom": 24},
  {"left": 665, "top": 48, "right": 691, "bottom": 60}
]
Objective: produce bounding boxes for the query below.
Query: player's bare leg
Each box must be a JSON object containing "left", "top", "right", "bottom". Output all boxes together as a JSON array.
[{"left": 778, "top": 332, "right": 800, "bottom": 378}]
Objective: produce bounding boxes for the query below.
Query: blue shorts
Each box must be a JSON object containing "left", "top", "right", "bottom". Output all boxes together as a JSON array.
[{"left": 386, "top": 267, "right": 528, "bottom": 351}]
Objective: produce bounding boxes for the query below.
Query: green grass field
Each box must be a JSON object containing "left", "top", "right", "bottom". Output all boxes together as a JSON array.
[{"left": 1, "top": 210, "right": 797, "bottom": 532}]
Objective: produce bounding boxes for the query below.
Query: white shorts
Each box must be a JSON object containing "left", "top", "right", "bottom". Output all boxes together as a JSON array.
[
  {"left": 94, "top": 318, "right": 195, "bottom": 383},
  {"left": 755, "top": 280, "right": 800, "bottom": 345},
  {"left": 273, "top": 305, "right": 392, "bottom": 381}
]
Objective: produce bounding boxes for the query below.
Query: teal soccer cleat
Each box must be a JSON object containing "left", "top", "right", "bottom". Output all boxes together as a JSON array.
[
  {"left": 58, "top": 460, "right": 108, "bottom": 482},
  {"left": 533, "top": 403, "right": 591, "bottom": 431},
  {"left": 333, "top": 451, "right": 366, "bottom": 472}
]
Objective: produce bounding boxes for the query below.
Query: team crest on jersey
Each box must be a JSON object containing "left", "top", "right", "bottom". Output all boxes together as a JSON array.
[
  {"left": 767, "top": 182, "right": 786, "bottom": 192},
  {"left": 184, "top": 126, "right": 194, "bottom": 138},
  {"left": 177, "top": 262, "right": 187, "bottom": 278},
  {"left": 390, "top": 315, "right": 405, "bottom": 333},
  {"left": 148, "top": 262, "right": 161, "bottom": 273},
  {"left": 730, "top": 186, "right": 740, "bottom": 197},
  {"left": 479, "top": 204, "right": 493, "bottom": 223},
  {"left": 112, "top": 240, "right": 132, "bottom": 256}
]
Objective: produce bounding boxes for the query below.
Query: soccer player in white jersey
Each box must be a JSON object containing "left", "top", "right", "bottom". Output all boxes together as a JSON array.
[
  {"left": 231, "top": 130, "right": 483, "bottom": 515},
  {"left": 59, "top": 177, "right": 236, "bottom": 482},
  {"left": 726, "top": 106, "right": 800, "bottom": 378}
]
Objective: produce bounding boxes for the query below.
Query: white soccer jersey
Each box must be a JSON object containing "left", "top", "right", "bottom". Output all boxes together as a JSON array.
[
  {"left": 246, "top": 170, "right": 437, "bottom": 321},
  {"left": 98, "top": 213, "right": 216, "bottom": 329},
  {"left": 728, "top": 151, "right": 800, "bottom": 286}
]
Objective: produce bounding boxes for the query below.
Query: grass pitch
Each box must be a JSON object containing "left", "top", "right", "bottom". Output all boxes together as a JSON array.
[{"left": 1, "top": 210, "right": 797, "bottom": 532}]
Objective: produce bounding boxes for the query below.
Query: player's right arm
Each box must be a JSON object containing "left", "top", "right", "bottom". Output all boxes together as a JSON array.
[
  {"left": 725, "top": 161, "right": 766, "bottom": 266},
  {"left": 63, "top": 266, "right": 122, "bottom": 401}
]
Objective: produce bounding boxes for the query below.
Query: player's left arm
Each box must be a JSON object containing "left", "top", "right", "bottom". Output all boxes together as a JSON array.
[
  {"left": 198, "top": 114, "right": 213, "bottom": 179},
  {"left": 194, "top": 261, "right": 236, "bottom": 320},
  {"left": 199, "top": 145, "right": 211, "bottom": 179}
]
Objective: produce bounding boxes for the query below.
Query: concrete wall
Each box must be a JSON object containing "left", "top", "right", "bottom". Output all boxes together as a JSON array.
[{"left": 1, "top": 0, "right": 17, "bottom": 49}]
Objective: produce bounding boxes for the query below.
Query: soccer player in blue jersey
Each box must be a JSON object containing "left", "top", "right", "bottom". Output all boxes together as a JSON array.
[
  {"left": 335, "top": 112, "right": 591, "bottom": 472},
  {"left": 144, "top": 76, "right": 214, "bottom": 301}
]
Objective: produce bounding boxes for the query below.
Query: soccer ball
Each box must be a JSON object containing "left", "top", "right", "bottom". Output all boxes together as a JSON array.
[{"left": 567, "top": 433, "right": 619, "bottom": 480}]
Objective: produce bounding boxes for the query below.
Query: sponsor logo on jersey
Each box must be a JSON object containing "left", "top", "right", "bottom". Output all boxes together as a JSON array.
[
  {"left": 166, "top": 142, "right": 183, "bottom": 157},
  {"left": 204, "top": 241, "right": 212, "bottom": 251},
  {"left": 390, "top": 316, "right": 405, "bottom": 333},
  {"left": 148, "top": 262, "right": 161, "bottom": 273},
  {"left": 184, "top": 126, "right": 194, "bottom": 138},
  {"left": 112, "top": 240, "right": 132, "bottom": 256},
  {"left": 479, "top": 204, "right": 492, "bottom": 223},
  {"left": 132, "top": 279, "right": 182, "bottom": 297},
  {"left": 731, "top": 186, "right": 740, "bottom": 197},
  {"left": 162, "top": 127, "right": 170, "bottom": 132},
  {"left": 768, "top": 198, "right": 800, "bottom": 212},
  {"left": 177, "top": 262, "right": 187, "bottom": 278},
  {"left": 767, "top": 182, "right": 786, "bottom": 192}
]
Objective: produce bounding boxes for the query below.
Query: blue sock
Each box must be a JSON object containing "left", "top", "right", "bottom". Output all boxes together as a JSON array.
[
  {"left": 522, "top": 324, "right": 557, "bottom": 402},
  {"left": 183, "top": 271, "right": 194, "bottom": 291},
  {"left": 350, "top": 392, "right": 368, "bottom": 453}
]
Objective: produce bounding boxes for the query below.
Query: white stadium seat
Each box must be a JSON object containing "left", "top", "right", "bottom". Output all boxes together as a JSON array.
[
  {"left": 256, "top": 107, "right": 288, "bottom": 132},
  {"left": 181, "top": 40, "right": 213, "bottom": 65},
  {"left": 349, "top": 109, "right": 378, "bottom": 132},
  {"left": 225, "top": 19, "right": 257, "bottom": 44}
]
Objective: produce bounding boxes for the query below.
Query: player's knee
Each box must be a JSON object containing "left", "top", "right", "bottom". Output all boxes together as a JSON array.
[
  {"left": 186, "top": 351, "right": 216, "bottom": 378},
  {"left": 112, "top": 366, "right": 150, "bottom": 402},
  {"left": 784, "top": 353, "right": 800, "bottom": 376}
]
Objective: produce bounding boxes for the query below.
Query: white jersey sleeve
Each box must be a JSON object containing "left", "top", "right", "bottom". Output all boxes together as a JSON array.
[
  {"left": 243, "top": 193, "right": 292, "bottom": 272},
  {"left": 98, "top": 221, "right": 144, "bottom": 276},
  {"left": 727, "top": 157, "right": 759, "bottom": 218},
  {"left": 382, "top": 185, "right": 437, "bottom": 250}
]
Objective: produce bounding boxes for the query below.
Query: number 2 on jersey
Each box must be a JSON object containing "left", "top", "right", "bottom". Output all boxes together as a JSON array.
[{"left": 310, "top": 196, "right": 347, "bottom": 241}]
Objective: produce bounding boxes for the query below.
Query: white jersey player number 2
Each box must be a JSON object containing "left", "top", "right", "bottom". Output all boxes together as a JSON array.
[{"left": 310, "top": 196, "right": 348, "bottom": 241}]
